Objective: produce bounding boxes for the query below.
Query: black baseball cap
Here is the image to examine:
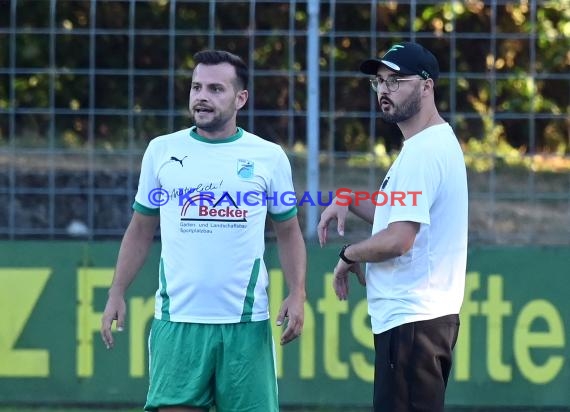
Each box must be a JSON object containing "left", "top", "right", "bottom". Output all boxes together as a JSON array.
[{"left": 360, "top": 42, "right": 439, "bottom": 80}]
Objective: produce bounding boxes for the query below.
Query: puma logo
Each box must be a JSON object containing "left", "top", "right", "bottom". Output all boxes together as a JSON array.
[{"left": 170, "top": 156, "right": 188, "bottom": 167}]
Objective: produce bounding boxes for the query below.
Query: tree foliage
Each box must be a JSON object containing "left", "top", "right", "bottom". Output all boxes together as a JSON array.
[{"left": 0, "top": 0, "right": 568, "bottom": 155}]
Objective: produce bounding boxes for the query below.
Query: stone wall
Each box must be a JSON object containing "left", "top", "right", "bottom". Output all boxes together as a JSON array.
[{"left": 0, "top": 153, "right": 140, "bottom": 238}]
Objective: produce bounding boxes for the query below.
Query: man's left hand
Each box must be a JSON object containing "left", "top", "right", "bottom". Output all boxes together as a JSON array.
[{"left": 333, "top": 259, "right": 365, "bottom": 300}]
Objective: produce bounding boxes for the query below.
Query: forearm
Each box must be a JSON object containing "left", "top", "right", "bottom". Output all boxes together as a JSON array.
[
  {"left": 348, "top": 198, "right": 375, "bottom": 224},
  {"left": 109, "top": 214, "right": 158, "bottom": 297},
  {"left": 274, "top": 218, "right": 306, "bottom": 297},
  {"left": 336, "top": 191, "right": 375, "bottom": 224},
  {"left": 343, "top": 221, "right": 419, "bottom": 263},
  {"left": 344, "top": 230, "right": 402, "bottom": 263}
]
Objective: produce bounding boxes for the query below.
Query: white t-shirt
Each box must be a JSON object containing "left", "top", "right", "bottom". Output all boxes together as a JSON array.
[
  {"left": 367, "top": 123, "right": 468, "bottom": 334},
  {"left": 133, "top": 126, "right": 297, "bottom": 323}
]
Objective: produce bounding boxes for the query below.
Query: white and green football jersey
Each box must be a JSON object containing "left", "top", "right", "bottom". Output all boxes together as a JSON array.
[{"left": 133, "top": 126, "right": 297, "bottom": 323}]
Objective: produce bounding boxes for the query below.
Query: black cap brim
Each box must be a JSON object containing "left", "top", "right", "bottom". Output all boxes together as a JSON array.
[
  {"left": 360, "top": 58, "right": 417, "bottom": 76},
  {"left": 360, "top": 59, "right": 382, "bottom": 75}
]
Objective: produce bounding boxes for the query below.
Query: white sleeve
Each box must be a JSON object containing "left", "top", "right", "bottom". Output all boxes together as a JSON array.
[
  {"left": 387, "top": 147, "right": 441, "bottom": 225},
  {"left": 267, "top": 146, "right": 298, "bottom": 221}
]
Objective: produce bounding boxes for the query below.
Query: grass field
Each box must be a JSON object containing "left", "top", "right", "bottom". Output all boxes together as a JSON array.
[
  {"left": 0, "top": 409, "right": 371, "bottom": 412},
  {"left": 2, "top": 408, "right": 569, "bottom": 412},
  {"left": 0, "top": 407, "right": 374, "bottom": 412}
]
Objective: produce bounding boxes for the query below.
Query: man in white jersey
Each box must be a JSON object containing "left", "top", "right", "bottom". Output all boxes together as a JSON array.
[
  {"left": 318, "top": 42, "right": 468, "bottom": 411},
  {"left": 100, "top": 50, "right": 306, "bottom": 412}
]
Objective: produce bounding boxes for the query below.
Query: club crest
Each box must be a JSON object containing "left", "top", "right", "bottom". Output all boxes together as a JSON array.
[{"left": 237, "top": 159, "right": 254, "bottom": 179}]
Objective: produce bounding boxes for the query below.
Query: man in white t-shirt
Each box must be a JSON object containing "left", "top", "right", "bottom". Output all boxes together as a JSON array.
[
  {"left": 100, "top": 50, "right": 306, "bottom": 412},
  {"left": 318, "top": 42, "right": 468, "bottom": 412}
]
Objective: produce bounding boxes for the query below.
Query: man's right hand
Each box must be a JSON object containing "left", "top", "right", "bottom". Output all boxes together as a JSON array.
[
  {"left": 317, "top": 196, "right": 350, "bottom": 247},
  {"left": 100, "top": 294, "right": 126, "bottom": 349}
]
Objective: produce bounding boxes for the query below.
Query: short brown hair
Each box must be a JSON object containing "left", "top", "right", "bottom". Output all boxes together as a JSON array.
[{"left": 193, "top": 50, "right": 248, "bottom": 90}]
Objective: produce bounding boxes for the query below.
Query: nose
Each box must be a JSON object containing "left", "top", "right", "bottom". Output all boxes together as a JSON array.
[
  {"left": 376, "top": 88, "right": 390, "bottom": 100},
  {"left": 377, "top": 81, "right": 391, "bottom": 94},
  {"left": 190, "top": 90, "right": 208, "bottom": 105}
]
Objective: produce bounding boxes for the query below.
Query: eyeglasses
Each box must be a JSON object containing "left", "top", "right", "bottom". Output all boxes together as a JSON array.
[{"left": 370, "top": 76, "right": 422, "bottom": 93}]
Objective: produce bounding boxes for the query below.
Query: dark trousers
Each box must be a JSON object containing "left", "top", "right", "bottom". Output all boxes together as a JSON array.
[{"left": 373, "top": 314, "right": 460, "bottom": 412}]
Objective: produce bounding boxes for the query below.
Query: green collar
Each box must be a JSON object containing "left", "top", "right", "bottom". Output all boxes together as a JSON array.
[{"left": 189, "top": 126, "right": 243, "bottom": 144}]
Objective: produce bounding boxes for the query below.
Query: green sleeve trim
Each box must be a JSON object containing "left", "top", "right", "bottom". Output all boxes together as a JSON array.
[
  {"left": 269, "top": 206, "right": 297, "bottom": 222},
  {"left": 159, "top": 257, "right": 170, "bottom": 321},
  {"left": 133, "top": 201, "right": 160, "bottom": 216}
]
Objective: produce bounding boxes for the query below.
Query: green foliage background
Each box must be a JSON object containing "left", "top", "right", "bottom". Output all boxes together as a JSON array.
[{"left": 0, "top": 1, "right": 569, "bottom": 159}]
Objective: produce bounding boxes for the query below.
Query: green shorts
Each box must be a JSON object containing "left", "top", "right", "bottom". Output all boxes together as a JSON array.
[{"left": 144, "top": 319, "right": 278, "bottom": 412}]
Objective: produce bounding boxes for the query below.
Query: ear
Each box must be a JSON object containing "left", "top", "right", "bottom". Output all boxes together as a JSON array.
[
  {"left": 235, "top": 89, "right": 248, "bottom": 110},
  {"left": 423, "top": 78, "right": 434, "bottom": 95}
]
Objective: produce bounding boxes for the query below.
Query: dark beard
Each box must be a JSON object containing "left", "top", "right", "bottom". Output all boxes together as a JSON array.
[
  {"left": 192, "top": 113, "right": 224, "bottom": 132},
  {"left": 378, "top": 89, "right": 421, "bottom": 123},
  {"left": 194, "top": 119, "right": 220, "bottom": 131}
]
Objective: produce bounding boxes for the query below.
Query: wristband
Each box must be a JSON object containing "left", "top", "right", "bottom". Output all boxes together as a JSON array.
[{"left": 339, "top": 244, "right": 356, "bottom": 264}]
